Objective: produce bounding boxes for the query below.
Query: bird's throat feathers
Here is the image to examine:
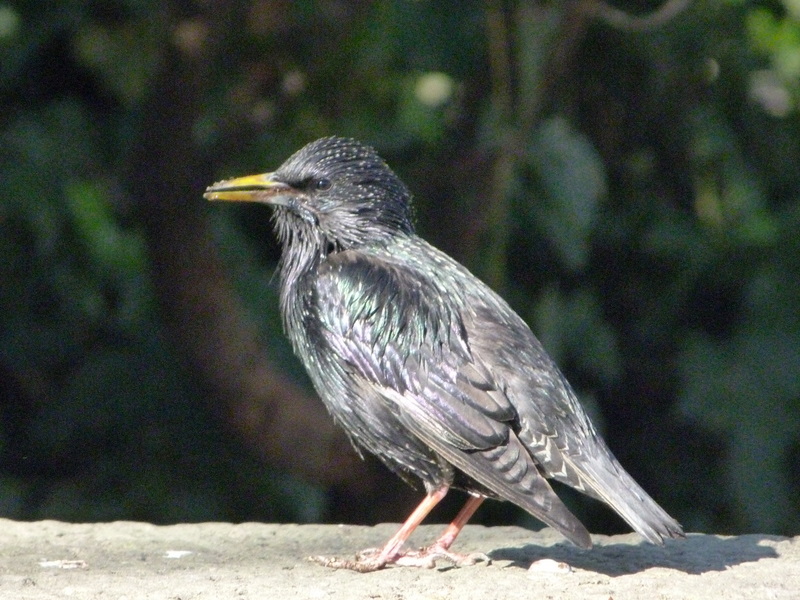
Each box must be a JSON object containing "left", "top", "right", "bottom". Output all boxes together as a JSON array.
[
  {"left": 271, "top": 206, "right": 326, "bottom": 285},
  {"left": 271, "top": 200, "right": 412, "bottom": 290}
]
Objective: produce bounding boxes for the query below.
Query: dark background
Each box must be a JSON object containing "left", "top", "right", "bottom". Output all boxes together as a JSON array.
[{"left": 1, "top": 0, "right": 798, "bottom": 538}]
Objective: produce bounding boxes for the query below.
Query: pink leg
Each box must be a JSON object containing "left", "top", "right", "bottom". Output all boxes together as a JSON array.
[
  {"left": 310, "top": 487, "right": 449, "bottom": 572},
  {"left": 396, "top": 495, "right": 489, "bottom": 568},
  {"left": 374, "top": 486, "right": 450, "bottom": 564},
  {"left": 432, "top": 494, "right": 485, "bottom": 550}
]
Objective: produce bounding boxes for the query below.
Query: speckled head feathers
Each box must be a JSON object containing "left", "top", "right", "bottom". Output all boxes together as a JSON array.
[
  {"left": 278, "top": 137, "right": 394, "bottom": 186},
  {"left": 272, "top": 137, "right": 414, "bottom": 245}
]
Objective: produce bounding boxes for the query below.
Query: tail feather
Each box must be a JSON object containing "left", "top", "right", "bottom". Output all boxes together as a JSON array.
[
  {"left": 563, "top": 450, "right": 685, "bottom": 544},
  {"left": 481, "top": 439, "right": 594, "bottom": 548},
  {"left": 454, "top": 437, "right": 595, "bottom": 548}
]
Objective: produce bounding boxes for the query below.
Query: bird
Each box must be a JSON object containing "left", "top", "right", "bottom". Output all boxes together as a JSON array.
[{"left": 204, "top": 136, "right": 684, "bottom": 572}]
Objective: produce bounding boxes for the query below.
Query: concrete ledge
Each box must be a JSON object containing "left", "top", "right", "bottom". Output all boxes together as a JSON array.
[{"left": 0, "top": 519, "right": 796, "bottom": 599}]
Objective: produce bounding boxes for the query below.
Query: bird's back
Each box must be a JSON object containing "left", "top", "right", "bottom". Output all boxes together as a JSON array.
[
  {"left": 318, "top": 235, "right": 681, "bottom": 544},
  {"left": 207, "top": 135, "right": 683, "bottom": 555}
]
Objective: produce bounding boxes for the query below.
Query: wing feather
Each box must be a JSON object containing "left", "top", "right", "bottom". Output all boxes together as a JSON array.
[{"left": 313, "top": 250, "right": 592, "bottom": 547}]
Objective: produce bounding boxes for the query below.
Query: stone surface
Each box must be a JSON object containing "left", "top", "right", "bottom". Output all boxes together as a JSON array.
[{"left": 0, "top": 519, "right": 797, "bottom": 599}]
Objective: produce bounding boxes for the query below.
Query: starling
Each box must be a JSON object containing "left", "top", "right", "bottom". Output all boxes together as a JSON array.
[{"left": 205, "top": 137, "right": 684, "bottom": 571}]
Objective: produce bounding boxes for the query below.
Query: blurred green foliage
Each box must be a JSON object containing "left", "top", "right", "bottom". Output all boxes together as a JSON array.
[{"left": 1, "top": 0, "right": 798, "bottom": 537}]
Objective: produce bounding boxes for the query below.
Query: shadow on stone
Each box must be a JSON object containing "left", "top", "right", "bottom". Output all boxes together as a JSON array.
[{"left": 489, "top": 533, "right": 783, "bottom": 576}]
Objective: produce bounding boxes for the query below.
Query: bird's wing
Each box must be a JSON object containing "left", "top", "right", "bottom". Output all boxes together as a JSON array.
[
  {"left": 314, "top": 249, "right": 592, "bottom": 548},
  {"left": 462, "top": 302, "right": 685, "bottom": 545}
]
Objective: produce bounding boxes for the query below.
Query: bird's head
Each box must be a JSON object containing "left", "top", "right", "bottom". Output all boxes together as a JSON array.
[{"left": 204, "top": 137, "right": 414, "bottom": 250}]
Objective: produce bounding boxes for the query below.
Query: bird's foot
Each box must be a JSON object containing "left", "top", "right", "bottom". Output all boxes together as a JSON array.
[
  {"left": 398, "top": 543, "right": 491, "bottom": 569},
  {"left": 309, "top": 544, "right": 490, "bottom": 572},
  {"left": 309, "top": 548, "right": 388, "bottom": 572}
]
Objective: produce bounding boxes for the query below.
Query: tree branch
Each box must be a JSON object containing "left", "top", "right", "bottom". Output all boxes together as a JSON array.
[{"left": 127, "top": 2, "right": 362, "bottom": 489}]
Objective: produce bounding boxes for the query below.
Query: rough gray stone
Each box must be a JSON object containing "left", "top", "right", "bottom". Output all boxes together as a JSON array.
[{"left": 1, "top": 519, "right": 796, "bottom": 599}]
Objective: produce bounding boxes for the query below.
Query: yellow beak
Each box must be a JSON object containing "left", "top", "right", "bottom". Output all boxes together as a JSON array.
[{"left": 203, "top": 172, "right": 291, "bottom": 202}]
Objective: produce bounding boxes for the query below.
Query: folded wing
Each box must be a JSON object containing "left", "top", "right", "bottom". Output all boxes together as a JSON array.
[{"left": 314, "top": 250, "right": 593, "bottom": 547}]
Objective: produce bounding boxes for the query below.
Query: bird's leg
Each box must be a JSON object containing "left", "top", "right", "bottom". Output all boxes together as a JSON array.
[
  {"left": 310, "top": 487, "right": 449, "bottom": 572},
  {"left": 397, "top": 495, "right": 490, "bottom": 567}
]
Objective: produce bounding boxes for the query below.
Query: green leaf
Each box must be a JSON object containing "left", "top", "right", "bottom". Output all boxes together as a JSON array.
[
  {"left": 527, "top": 116, "right": 607, "bottom": 271},
  {"left": 679, "top": 322, "right": 800, "bottom": 532},
  {"left": 532, "top": 285, "right": 622, "bottom": 386},
  {"left": 64, "top": 180, "right": 147, "bottom": 276}
]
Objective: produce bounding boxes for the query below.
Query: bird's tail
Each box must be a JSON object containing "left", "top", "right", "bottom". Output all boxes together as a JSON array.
[{"left": 563, "top": 447, "right": 685, "bottom": 544}]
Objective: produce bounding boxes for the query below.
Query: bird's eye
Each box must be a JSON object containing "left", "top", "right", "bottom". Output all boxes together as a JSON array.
[{"left": 315, "top": 178, "right": 332, "bottom": 191}]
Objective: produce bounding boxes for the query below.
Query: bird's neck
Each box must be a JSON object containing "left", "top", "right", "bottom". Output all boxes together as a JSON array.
[
  {"left": 277, "top": 231, "right": 325, "bottom": 290},
  {"left": 272, "top": 213, "right": 330, "bottom": 340}
]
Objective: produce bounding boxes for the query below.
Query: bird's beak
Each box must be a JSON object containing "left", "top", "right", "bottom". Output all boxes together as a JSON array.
[{"left": 203, "top": 172, "right": 292, "bottom": 203}]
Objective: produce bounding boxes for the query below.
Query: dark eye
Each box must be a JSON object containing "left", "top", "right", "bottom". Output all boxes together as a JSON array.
[{"left": 315, "top": 178, "right": 331, "bottom": 191}]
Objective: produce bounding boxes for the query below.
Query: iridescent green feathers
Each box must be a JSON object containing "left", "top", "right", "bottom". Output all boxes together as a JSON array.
[{"left": 263, "top": 137, "right": 684, "bottom": 548}]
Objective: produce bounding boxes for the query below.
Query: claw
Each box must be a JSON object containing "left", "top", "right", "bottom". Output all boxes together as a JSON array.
[
  {"left": 455, "top": 551, "right": 491, "bottom": 566},
  {"left": 308, "top": 545, "right": 490, "bottom": 572},
  {"left": 400, "top": 545, "right": 491, "bottom": 568},
  {"left": 308, "top": 554, "right": 387, "bottom": 572}
]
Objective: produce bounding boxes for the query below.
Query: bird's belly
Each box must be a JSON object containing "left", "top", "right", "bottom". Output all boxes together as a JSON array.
[{"left": 313, "top": 369, "right": 453, "bottom": 489}]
